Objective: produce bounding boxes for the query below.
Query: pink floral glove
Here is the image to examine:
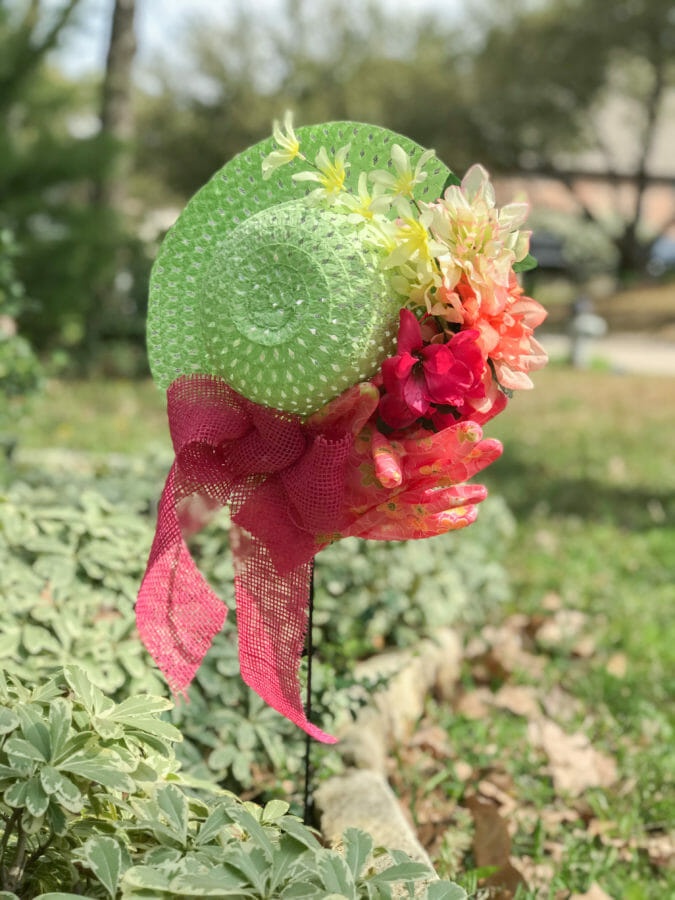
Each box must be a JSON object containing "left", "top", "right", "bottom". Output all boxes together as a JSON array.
[{"left": 307, "top": 382, "right": 503, "bottom": 542}]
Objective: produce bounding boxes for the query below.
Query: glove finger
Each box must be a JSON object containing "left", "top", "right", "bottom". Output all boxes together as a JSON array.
[
  {"left": 399, "top": 420, "right": 484, "bottom": 470},
  {"left": 431, "top": 437, "right": 503, "bottom": 484},
  {"left": 415, "top": 483, "right": 488, "bottom": 513},
  {"left": 372, "top": 430, "right": 403, "bottom": 488},
  {"left": 307, "top": 382, "right": 379, "bottom": 435},
  {"left": 346, "top": 502, "right": 479, "bottom": 540}
]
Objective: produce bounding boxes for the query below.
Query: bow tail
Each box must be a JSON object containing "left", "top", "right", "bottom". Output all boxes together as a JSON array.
[
  {"left": 232, "top": 525, "right": 337, "bottom": 744},
  {"left": 136, "top": 462, "right": 229, "bottom": 696}
]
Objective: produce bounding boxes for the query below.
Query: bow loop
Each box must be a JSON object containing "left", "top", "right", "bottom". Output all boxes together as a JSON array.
[
  {"left": 232, "top": 404, "right": 306, "bottom": 475},
  {"left": 138, "top": 374, "right": 355, "bottom": 743}
]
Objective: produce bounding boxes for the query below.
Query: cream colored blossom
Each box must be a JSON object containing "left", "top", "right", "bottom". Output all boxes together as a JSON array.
[
  {"left": 261, "top": 111, "right": 304, "bottom": 179},
  {"left": 292, "top": 144, "right": 351, "bottom": 202},
  {"left": 337, "top": 172, "right": 392, "bottom": 221},
  {"left": 370, "top": 144, "right": 436, "bottom": 198},
  {"left": 430, "top": 163, "right": 531, "bottom": 314},
  {"left": 382, "top": 199, "right": 445, "bottom": 279}
]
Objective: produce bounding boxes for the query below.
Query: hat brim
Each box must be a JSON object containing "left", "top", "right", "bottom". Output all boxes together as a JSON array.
[{"left": 147, "top": 121, "right": 453, "bottom": 402}]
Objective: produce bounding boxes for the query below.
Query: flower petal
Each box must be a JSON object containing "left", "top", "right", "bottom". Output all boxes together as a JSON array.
[{"left": 397, "top": 308, "right": 423, "bottom": 354}]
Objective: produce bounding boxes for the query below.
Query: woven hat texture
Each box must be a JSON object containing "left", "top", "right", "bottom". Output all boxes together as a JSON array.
[{"left": 147, "top": 121, "right": 450, "bottom": 414}]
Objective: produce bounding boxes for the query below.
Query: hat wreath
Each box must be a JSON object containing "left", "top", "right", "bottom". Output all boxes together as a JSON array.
[{"left": 137, "top": 115, "right": 547, "bottom": 741}]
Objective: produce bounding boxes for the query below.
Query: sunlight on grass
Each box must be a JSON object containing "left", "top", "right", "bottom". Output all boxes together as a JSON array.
[{"left": 14, "top": 377, "right": 169, "bottom": 455}]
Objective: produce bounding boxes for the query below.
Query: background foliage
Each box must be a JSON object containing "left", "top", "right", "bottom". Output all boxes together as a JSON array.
[
  {"left": 0, "top": 0, "right": 673, "bottom": 369},
  {"left": 0, "top": 667, "right": 465, "bottom": 898}
]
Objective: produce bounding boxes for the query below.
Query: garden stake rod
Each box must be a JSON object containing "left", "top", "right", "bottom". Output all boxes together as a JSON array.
[{"left": 303, "top": 570, "right": 315, "bottom": 826}]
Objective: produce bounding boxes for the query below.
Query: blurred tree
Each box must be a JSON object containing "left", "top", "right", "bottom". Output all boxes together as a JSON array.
[
  {"left": 459, "top": 0, "right": 675, "bottom": 275},
  {"left": 94, "top": 0, "right": 136, "bottom": 212},
  {"left": 0, "top": 0, "right": 79, "bottom": 113},
  {"left": 0, "top": 0, "right": 148, "bottom": 367},
  {"left": 134, "top": 0, "right": 673, "bottom": 278},
  {"left": 133, "top": 0, "right": 474, "bottom": 198},
  {"left": 87, "top": 0, "right": 149, "bottom": 369},
  {"left": 0, "top": 223, "right": 43, "bottom": 459}
]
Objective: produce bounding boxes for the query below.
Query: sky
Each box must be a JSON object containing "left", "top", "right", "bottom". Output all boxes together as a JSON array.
[{"left": 50, "top": 0, "right": 465, "bottom": 81}]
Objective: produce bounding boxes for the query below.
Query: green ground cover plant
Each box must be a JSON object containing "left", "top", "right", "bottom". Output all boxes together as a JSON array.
[
  {"left": 0, "top": 442, "right": 512, "bottom": 801},
  {"left": 0, "top": 667, "right": 465, "bottom": 899}
]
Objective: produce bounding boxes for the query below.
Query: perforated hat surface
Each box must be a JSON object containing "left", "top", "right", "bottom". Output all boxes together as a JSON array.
[{"left": 147, "top": 121, "right": 451, "bottom": 415}]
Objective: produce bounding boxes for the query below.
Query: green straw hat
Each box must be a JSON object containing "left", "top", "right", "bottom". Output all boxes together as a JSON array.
[{"left": 146, "top": 121, "right": 451, "bottom": 415}]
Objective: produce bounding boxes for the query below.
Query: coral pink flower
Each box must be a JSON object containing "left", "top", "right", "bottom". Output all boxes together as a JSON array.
[
  {"left": 379, "top": 309, "right": 486, "bottom": 430},
  {"left": 437, "top": 275, "right": 548, "bottom": 392}
]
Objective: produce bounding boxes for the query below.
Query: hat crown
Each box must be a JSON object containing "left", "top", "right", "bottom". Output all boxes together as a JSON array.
[
  {"left": 147, "top": 121, "right": 451, "bottom": 414},
  {"left": 198, "top": 198, "right": 398, "bottom": 414}
]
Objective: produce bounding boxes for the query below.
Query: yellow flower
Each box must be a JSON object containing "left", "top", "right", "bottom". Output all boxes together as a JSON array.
[
  {"left": 361, "top": 217, "right": 399, "bottom": 256},
  {"left": 292, "top": 144, "right": 351, "bottom": 201},
  {"left": 338, "top": 172, "right": 391, "bottom": 221},
  {"left": 370, "top": 143, "right": 436, "bottom": 198},
  {"left": 382, "top": 199, "right": 445, "bottom": 279},
  {"left": 261, "top": 111, "right": 303, "bottom": 179}
]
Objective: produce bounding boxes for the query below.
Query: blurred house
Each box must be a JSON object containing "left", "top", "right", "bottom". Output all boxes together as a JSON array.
[{"left": 494, "top": 87, "right": 675, "bottom": 271}]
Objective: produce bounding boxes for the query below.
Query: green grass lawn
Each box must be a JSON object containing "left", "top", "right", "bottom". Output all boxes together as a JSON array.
[
  {"left": 14, "top": 377, "right": 169, "bottom": 456},
  {"left": 396, "top": 369, "right": 675, "bottom": 898},
  {"left": 484, "top": 368, "right": 674, "bottom": 694},
  {"left": 9, "top": 367, "right": 675, "bottom": 897}
]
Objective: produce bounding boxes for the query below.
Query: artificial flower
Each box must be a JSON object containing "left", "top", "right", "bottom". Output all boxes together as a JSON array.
[
  {"left": 262, "top": 111, "right": 303, "bottom": 179},
  {"left": 379, "top": 309, "right": 485, "bottom": 430},
  {"left": 371, "top": 143, "right": 436, "bottom": 198},
  {"left": 292, "top": 144, "right": 351, "bottom": 201},
  {"left": 439, "top": 274, "right": 548, "bottom": 391},
  {"left": 429, "top": 164, "right": 531, "bottom": 314},
  {"left": 382, "top": 199, "right": 445, "bottom": 281},
  {"left": 337, "top": 172, "right": 392, "bottom": 221},
  {"left": 433, "top": 370, "right": 508, "bottom": 429}
]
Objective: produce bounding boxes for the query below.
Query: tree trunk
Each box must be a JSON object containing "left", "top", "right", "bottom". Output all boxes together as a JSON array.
[
  {"left": 94, "top": 0, "right": 137, "bottom": 211},
  {"left": 88, "top": 0, "right": 138, "bottom": 359},
  {"left": 615, "top": 225, "right": 651, "bottom": 276}
]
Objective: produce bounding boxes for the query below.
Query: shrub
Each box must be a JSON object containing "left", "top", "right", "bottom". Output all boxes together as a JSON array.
[
  {"left": 0, "top": 457, "right": 514, "bottom": 795},
  {"left": 0, "top": 226, "right": 44, "bottom": 459},
  {"left": 0, "top": 666, "right": 466, "bottom": 899},
  {"left": 0, "top": 665, "right": 181, "bottom": 895},
  {"left": 312, "top": 499, "right": 515, "bottom": 668}
]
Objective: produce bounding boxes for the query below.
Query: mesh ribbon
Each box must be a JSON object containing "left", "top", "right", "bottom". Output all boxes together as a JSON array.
[{"left": 136, "top": 374, "right": 363, "bottom": 743}]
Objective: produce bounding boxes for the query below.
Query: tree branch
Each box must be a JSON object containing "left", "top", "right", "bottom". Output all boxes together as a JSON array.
[
  {"left": 24, "top": 833, "right": 55, "bottom": 871},
  {"left": 6, "top": 819, "right": 26, "bottom": 892},
  {"left": 0, "top": 808, "right": 20, "bottom": 887},
  {"left": 0, "top": 0, "right": 81, "bottom": 111},
  {"left": 625, "top": 36, "right": 667, "bottom": 239}
]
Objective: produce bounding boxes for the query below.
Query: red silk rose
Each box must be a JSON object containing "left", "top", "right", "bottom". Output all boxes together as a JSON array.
[{"left": 378, "top": 308, "right": 486, "bottom": 430}]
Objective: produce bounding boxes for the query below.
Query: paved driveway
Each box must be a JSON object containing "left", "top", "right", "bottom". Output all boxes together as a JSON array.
[{"left": 540, "top": 333, "right": 675, "bottom": 376}]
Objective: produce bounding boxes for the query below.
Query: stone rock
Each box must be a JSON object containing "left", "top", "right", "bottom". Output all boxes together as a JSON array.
[
  {"left": 316, "top": 770, "right": 432, "bottom": 863},
  {"left": 316, "top": 630, "right": 463, "bottom": 896},
  {"left": 343, "top": 627, "right": 463, "bottom": 749}
]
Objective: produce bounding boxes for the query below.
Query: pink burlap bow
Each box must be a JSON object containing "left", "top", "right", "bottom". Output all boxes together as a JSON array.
[{"left": 137, "top": 374, "right": 382, "bottom": 741}]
